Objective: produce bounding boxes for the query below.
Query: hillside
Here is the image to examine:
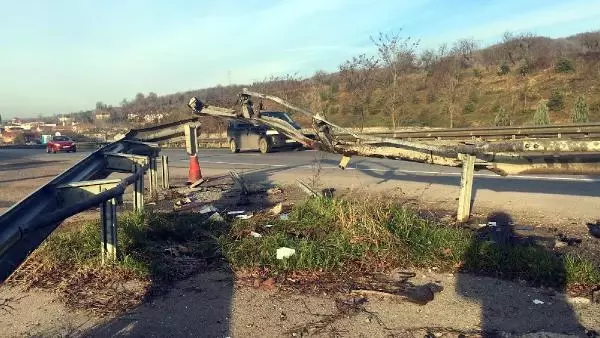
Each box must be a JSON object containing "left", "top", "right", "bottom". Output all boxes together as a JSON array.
[{"left": 91, "top": 31, "right": 600, "bottom": 132}]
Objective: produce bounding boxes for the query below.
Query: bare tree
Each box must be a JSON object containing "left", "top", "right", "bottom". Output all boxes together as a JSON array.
[
  {"left": 339, "top": 54, "right": 379, "bottom": 129},
  {"left": 371, "top": 31, "right": 420, "bottom": 128}
]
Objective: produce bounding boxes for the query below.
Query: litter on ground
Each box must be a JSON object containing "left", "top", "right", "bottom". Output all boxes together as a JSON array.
[{"left": 276, "top": 247, "right": 296, "bottom": 259}]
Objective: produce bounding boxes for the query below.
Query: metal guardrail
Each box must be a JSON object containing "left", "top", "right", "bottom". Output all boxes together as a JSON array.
[
  {"left": 0, "top": 119, "right": 197, "bottom": 282},
  {"left": 358, "top": 123, "right": 600, "bottom": 140},
  {"left": 191, "top": 123, "right": 600, "bottom": 146}
]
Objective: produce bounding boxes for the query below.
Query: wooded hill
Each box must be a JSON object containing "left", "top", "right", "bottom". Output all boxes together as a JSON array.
[{"left": 93, "top": 31, "right": 600, "bottom": 131}]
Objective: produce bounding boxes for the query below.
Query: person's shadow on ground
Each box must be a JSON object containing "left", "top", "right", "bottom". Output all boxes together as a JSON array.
[{"left": 456, "top": 212, "right": 588, "bottom": 335}]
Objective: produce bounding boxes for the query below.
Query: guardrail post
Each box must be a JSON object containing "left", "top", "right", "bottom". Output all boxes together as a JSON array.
[
  {"left": 101, "top": 192, "right": 118, "bottom": 264},
  {"left": 133, "top": 164, "right": 144, "bottom": 212},
  {"left": 184, "top": 124, "right": 198, "bottom": 155},
  {"left": 457, "top": 153, "right": 476, "bottom": 223},
  {"left": 148, "top": 156, "right": 158, "bottom": 199},
  {"left": 161, "top": 155, "right": 170, "bottom": 189}
]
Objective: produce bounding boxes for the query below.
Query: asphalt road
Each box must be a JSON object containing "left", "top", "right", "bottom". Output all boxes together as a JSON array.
[{"left": 1, "top": 148, "right": 600, "bottom": 223}]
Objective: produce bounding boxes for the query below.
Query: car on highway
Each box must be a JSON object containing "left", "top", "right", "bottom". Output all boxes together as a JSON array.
[
  {"left": 227, "top": 111, "right": 303, "bottom": 154},
  {"left": 46, "top": 135, "right": 76, "bottom": 153}
]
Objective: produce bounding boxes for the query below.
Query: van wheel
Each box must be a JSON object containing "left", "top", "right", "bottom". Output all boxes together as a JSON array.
[
  {"left": 259, "top": 138, "right": 271, "bottom": 154},
  {"left": 230, "top": 140, "right": 240, "bottom": 153}
]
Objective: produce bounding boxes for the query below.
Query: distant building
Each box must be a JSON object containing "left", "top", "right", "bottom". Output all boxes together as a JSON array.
[
  {"left": 95, "top": 112, "right": 111, "bottom": 120},
  {"left": 127, "top": 113, "right": 140, "bottom": 121},
  {"left": 143, "top": 113, "right": 164, "bottom": 124},
  {"left": 58, "top": 116, "right": 73, "bottom": 126}
]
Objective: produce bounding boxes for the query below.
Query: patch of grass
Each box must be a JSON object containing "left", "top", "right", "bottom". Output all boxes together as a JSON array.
[
  {"left": 9, "top": 211, "right": 226, "bottom": 314},
  {"left": 221, "top": 196, "right": 600, "bottom": 289}
]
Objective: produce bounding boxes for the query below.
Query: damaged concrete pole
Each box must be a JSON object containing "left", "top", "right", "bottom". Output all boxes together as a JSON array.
[
  {"left": 101, "top": 192, "right": 118, "bottom": 264},
  {"left": 133, "top": 164, "right": 144, "bottom": 212},
  {"left": 148, "top": 156, "right": 158, "bottom": 199},
  {"left": 161, "top": 155, "right": 170, "bottom": 189},
  {"left": 457, "top": 153, "right": 476, "bottom": 223}
]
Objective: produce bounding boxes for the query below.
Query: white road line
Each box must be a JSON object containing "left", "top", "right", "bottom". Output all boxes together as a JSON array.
[{"left": 183, "top": 160, "right": 600, "bottom": 182}]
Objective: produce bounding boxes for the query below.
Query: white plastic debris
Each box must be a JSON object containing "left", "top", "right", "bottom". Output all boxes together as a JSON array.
[
  {"left": 208, "top": 212, "right": 225, "bottom": 223},
  {"left": 279, "top": 213, "right": 290, "bottom": 221},
  {"left": 236, "top": 214, "right": 253, "bottom": 220},
  {"left": 227, "top": 210, "right": 245, "bottom": 215},
  {"left": 175, "top": 197, "right": 193, "bottom": 206},
  {"left": 270, "top": 203, "right": 283, "bottom": 215},
  {"left": 487, "top": 221, "right": 497, "bottom": 227},
  {"left": 250, "top": 231, "right": 263, "bottom": 238},
  {"left": 532, "top": 299, "right": 544, "bottom": 305},
  {"left": 264, "top": 224, "right": 274, "bottom": 228},
  {"left": 199, "top": 205, "right": 218, "bottom": 214},
  {"left": 276, "top": 247, "right": 296, "bottom": 260}
]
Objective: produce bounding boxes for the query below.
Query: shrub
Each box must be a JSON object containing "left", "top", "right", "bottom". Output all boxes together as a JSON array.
[
  {"left": 547, "top": 89, "right": 565, "bottom": 112},
  {"left": 463, "top": 100, "right": 476, "bottom": 114},
  {"left": 571, "top": 96, "right": 589, "bottom": 123},
  {"left": 555, "top": 57, "right": 575, "bottom": 73},
  {"left": 534, "top": 101, "right": 551, "bottom": 125},
  {"left": 497, "top": 62, "right": 510, "bottom": 76},
  {"left": 517, "top": 59, "right": 532, "bottom": 76},
  {"left": 494, "top": 107, "right": 511, "bottom": 126}
]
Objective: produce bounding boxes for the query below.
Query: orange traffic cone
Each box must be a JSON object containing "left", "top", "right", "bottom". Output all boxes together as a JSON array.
[{"left": 187, "top": 154, "right": 202, "bottom": 184}]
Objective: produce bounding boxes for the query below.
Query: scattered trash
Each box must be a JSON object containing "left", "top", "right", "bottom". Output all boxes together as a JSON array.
[
  {"left": 279, "top": 213, "right": 290, "bottom": 221},
  {"left": 270, "top": 203, "right": 283, "bottom": 215},
  {"left": 279, "top": 311, "right": 287, "bottom": 321},
  {"left": 477, "top": 224, "right": 487, "bottom": 228},
  {"left": 175, "top": 197, "right": 194, "bottom": 206},
  {"left": 264, "top": 224, "right": 274, "bottom": 228},
  {"left": 236, "top": 214, "right": 253, "bottom": 220},
  {"left": 321, "top": 188, "right": 335, "bottom": 198},
  {"left": 554, "top": 239, "right": 568, "bottom": 249},
  {"left": 556, "top": 234, "right": 582, "bottom": 247},
  {"left": 250, "top": 231, "right": 262, "bottom": 238},
  {"left": 532, "top": 299, "right": 545, "bottom": 305},
  {"left": 276, "top": 247, "right": 296, "bottom": 259},
  {"left": 567, "top": 296, "right": 591, "bottom": 305},
  {"left": 147, "top": 202, "right": 156, "bottom": 206},
  {"left": 587, "top": 222, "right": 600, "bottom": 238},
  {"left": 208, "top": 212, "right": 225, "bottom": 223},
  {"left": 189, "top": 178, "right": 206, "bottom": 189},
  {"left": 227, "top": 211, "right": 245, "bottom": 215},
  {"left": 266, "top": 187, "right": 283, "bottom": 195},
  {"left": 199, "top": 205, "right": 218, "bottom": 214},
  {"left": 487, "top": 222, "right": 497, "bottom": 227}
]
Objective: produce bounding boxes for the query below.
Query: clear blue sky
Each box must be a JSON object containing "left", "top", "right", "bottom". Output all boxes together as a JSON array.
[{"left": 1, "top": 0, "right": 599, "bottom": 118}]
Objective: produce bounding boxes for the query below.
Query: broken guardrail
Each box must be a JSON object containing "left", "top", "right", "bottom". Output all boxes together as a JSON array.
[
  {"left": 0, "top": 118, "right": 199, "bottom": 282},
  {"left": 188, "top": 89, "right": 600, "bottom": 223}
]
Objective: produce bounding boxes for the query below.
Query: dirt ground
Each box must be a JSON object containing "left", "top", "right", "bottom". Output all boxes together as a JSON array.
[
  {"left": 1, "top": 269, "right": 599, "bottom": 337},
  {"left": 2, "top": 153, "right": 600, "bottom": 337}
]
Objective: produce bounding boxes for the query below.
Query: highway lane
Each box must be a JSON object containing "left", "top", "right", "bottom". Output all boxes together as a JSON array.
[{"left": 2, "top": 148, "right": 600, "bottom": 223}]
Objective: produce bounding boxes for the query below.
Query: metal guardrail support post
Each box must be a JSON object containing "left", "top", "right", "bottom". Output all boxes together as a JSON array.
[
  {"left": 133, "top": 164, "right": 144, "bottom": 212},
  {"left": 184, "top": 124, "right": 198, "bottom": 155},
  {"left": 457, "top": 153, "right": 476, "bottom": 223},
  {"left": 148, "top": 156, "right": 158, "bottom": 199},
  {"left": 161, "top": 155, "right": 170, "bottom": 189},
  {"left": 101, "top": 192, "right": 118, "bottom": 264}
]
